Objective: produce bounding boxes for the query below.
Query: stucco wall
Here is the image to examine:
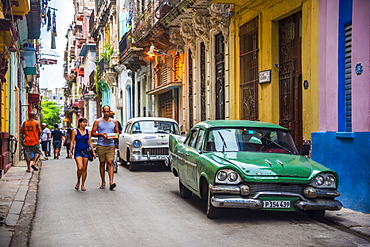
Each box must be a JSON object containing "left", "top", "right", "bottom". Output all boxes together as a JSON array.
[
  {"left": 351, "top": 0, "right": 370, "bottom": 131},
  {"left": 229, "top": 0, "right": 320, "bottom": 140},
  {"left": 312, "top": 132, "right": 370, "bottom": 213},
  {"left": 315, "top": 0, "right": 370, "bottom": 213},
  {"left": 318, "top": 0, "right": 339, "bottom": 131}
]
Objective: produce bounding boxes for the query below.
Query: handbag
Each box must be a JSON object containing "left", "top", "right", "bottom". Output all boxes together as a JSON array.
[{"left": 87, "top": 149, "right": 94, "bottom": 162}]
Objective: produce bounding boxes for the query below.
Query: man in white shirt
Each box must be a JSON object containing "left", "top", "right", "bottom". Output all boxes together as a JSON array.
[{"left": 40, "top": 123, "right": 51, "bottom": 160}]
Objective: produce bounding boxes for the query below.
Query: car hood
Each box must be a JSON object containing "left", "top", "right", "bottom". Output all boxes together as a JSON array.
[
  {"left": 132, "top": 133, "right": 170, "bottom": 146},
  {"left": 207, "top": 152, "right": 327, "bottom": 179}
]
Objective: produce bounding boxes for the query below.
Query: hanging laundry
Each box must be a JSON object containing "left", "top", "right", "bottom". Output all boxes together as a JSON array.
[
  {"left": 51, "top": 31, "right": 56, "bottom": 49},
  {"left": 47, "top": 8, "right": 51, "bottom": 31},
  {"left": 52, "top": 10, "right": 57, "bottom": 36}
]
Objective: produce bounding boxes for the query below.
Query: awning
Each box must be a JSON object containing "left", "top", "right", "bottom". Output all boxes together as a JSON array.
[
  {"left": 28, "top": 93, "right": 40, "bottom": 103},
  {"left": 22, "top": 46, "right": 37, "bottom": 75},
  {"left": 26, "top": 0, "right": 41, "bottom": 39},
  {"left": 79, "top": 44, "right": 96, "bottom": 57},
  {"left": 146, "top": 81, "right": 182, "bottom": 95}
]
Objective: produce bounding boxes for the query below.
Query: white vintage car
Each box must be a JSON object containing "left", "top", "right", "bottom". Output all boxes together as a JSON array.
[{"left": 118, "top": 117, "right": 180, "bottom": 171}]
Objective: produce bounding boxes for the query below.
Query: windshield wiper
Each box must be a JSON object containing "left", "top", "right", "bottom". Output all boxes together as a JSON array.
[
  {"left": 217, "top": 131, "right": 227, "bottom": 152},
  {"left": 261, "top": 136, "right": 292, "bottom": 154}
]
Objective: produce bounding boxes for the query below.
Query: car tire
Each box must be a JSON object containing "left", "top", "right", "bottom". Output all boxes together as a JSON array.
[
  {"left": 129, "top": 162, "right": 137, "bottom": 171},
  {"left": 120, "top": 157, "right": 127, "bottom": 166},
  {"left": 201, "top": 181, "right": 221, "bottom": 219},
  {"left": 306, "top": 210, "right": 325, "bottom": 220},
  {"left": 120, "top": 149, "right": 129, "bottom": 166},
  {"left": 179, "top": 181, "right": 192, "bottom": 198}
]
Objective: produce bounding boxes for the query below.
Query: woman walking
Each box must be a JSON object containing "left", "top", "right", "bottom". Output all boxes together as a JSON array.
[
  {"left": 69, "top": 118, "right": 96, "bottom": 191},
  {"left": 64, "top": 128, "right": 72, "bottom": 158}
]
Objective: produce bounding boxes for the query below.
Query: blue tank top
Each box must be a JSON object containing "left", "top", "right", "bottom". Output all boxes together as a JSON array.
[
  {"left": 75, "top": 129, "right": 89, "bottom": 151},
  {"left": 97, "top": 118, "right": 115, "bottom": 147}
]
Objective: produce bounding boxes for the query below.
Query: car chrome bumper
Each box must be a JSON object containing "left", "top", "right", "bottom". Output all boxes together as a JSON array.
[
  {"left": 210, "top": 190, "right": 343, "bottom": 211},
  {"left": 130, "top": 155, "right": 167, "bottom": 162}
]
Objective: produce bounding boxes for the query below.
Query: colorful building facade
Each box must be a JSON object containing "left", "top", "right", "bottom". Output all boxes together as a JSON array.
[{"left": 312, "top": 0, "right": 370, "bottom": 213}]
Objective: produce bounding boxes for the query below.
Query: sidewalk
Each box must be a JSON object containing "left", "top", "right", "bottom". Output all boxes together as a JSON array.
[
  {"left": 0, "top": 160, "right": 40, "bottom": 247},
  {"left": 0, "top": 161, "right": 369, "bottom": 246}
]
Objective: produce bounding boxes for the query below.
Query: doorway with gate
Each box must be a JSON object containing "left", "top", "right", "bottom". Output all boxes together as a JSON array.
[{"left": 279, "top": 11, "right": 303, "bottom": 150}]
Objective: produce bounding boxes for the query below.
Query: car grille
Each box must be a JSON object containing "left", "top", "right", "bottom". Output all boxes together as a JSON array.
[
  {"left": 247, "top": 183, "right": 306, "bottom": 195},
  {"left": 142, "top": 147, "right": 169, "bottom": 155}
]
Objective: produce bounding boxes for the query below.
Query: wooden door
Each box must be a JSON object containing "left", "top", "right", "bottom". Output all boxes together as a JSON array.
[{"left": 279, "top": 12, "right": 303, "bottom": 150}]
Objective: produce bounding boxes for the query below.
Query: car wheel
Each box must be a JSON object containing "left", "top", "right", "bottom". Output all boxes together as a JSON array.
[
  {"left": 120, "top": 157, "right": 127, "bottom": 166},
  {"left": 120, "top": 149, "right": 129, "bottom": 166},
  {"left": 179, "top": 181, "right": 192, "bottom": 198},
  {"left": 129, "top": 162, "right": 137, "bottom": 171},
  {"left": 306, "top": 210, "right": 325, "bottom": 220},
  {"left": 201, "top": 181, "right": 221, "bottom": 219}
]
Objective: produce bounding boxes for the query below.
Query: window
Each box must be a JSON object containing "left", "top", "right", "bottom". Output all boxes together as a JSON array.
[
  {"left": 185, "top": 129, "right": 198, "bottom": 148},
  {"left": 240, "top": 17, "right": 259, "bottom": 120},
  {"left": 195, "top": 129, "right": 205, "bottom": 150}
]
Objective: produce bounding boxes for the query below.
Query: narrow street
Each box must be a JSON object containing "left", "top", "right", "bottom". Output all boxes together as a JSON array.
[{"left": 25, "top": 149, "right": 369, "bottom": 247}]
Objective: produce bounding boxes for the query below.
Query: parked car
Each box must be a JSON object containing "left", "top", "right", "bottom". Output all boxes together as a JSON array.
[
  {"left": 168, "top": 120, "right": 342, "bottom": 219},
  {"left": 118, "top": 117, "right": 180, "bottom": 171}
]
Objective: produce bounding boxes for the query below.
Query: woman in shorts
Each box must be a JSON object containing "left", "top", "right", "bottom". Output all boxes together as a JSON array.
[{"left": 69, "top": 118, "right": 96, "bottom": 191}]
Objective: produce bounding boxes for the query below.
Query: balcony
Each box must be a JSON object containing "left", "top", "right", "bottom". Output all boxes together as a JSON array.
[{"left": 4, "top": 0, "right": 30, "bottom": 16}]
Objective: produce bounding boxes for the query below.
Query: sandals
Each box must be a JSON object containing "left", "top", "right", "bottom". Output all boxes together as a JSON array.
[
  {"left": 99, "top": 185, "right": 105, "bottom": 189},
  {"left": 109, "top": 183, "right": 116, "bottom": 190}
]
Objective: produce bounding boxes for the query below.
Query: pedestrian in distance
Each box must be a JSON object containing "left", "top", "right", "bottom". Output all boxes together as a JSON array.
[
  {"left": 92, "top": 105, "right": 119, "bottom": 190},
  {"left": 40, "top": 123, "right": 51, "bottom": 160},
  {"left": 21, "top": 113, "right": 42, "bottom": 172},
  {"left": 51, "top": 124, "right": 64, "bottom": 159},
  {"left": 69, "top": 118, "right": 96, "bottom": 191},
  {"left": 64, "top": 128, "right": 72, "bottom": 158},
  {"left": 108, "top": 111, "right": 122, "bottom": 173}
]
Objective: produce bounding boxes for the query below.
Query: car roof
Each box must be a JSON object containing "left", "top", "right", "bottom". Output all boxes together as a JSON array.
[
  {"left": 194, "top": 120, "right": 288, "bottom": 130},
  {"left": 127, "top": 117, "right": 178, "bottom": 124}
]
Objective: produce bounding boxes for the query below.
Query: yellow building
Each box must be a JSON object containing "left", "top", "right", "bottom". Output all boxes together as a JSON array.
[{"left": 213, "top": 0, "right": 320, "bottom": 149}]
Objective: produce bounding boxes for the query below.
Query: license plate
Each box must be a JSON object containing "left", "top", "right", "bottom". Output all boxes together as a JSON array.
[{"left": 263, "top": 200, "right": 290, "bottom": 208}]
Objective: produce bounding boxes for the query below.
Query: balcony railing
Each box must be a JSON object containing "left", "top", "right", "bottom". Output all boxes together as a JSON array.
[{"left": 119, "top": 30, "right": 132, "bottom": 54}]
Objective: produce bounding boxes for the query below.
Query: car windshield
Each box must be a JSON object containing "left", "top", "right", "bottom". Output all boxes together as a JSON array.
[
  {"left": 131, "top": 121, "right": 180, "bottom": 134},
  {"left": 205, "top": 127, "right": 298, "bottom": 154}
]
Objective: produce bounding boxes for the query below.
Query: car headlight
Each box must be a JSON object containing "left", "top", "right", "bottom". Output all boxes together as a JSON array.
[
  {"left": 314, "top": 176, "right": 324, "bottom": 186},
  {"left": 217, "top": 171, "right": 227, "bottom": 181},
  {"left": 215, "top": 169, "right": 241, "bottom": 184},
  {"left": 325, "top": 174, "right": 336, "bottom": 187},
  {"left": 311, "top": 173, "right": 337, "bottom": 188},
  {"left": 133, "top": 140, "right": 141, "bottom": 148}
]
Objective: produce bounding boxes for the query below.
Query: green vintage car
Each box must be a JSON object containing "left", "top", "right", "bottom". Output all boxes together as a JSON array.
[{"left": 168, "top": 120, "right": 342, "bottom": 219}]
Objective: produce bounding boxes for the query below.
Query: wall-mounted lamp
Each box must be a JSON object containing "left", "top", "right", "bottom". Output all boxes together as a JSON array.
[
  {"left": 146, "top": 44, "right": 156, "bottom": 58},
  {"left": 146, "top": 44, "right": 174, "bottom": 59}
]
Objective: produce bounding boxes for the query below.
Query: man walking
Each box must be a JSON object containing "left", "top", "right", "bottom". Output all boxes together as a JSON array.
[
  {"left": 40, "top": 123, "right": 51, "bottom": 160},
  {"left": 51, "top": 124, "right": 64, "bottom": 159},
  {"left": 21, "top": 113, "right": 42, "bottom": 172},
  {"left": 92, "top": 105, "right": 119, "bottom": 190}
]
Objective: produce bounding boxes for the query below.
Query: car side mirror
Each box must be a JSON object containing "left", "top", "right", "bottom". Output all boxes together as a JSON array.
[
  {"left": 301, "top": 144, "right": 310, "bottom": 156},
  {"left": 181, "top": 131, "right": 186, "bottom": 136}
]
